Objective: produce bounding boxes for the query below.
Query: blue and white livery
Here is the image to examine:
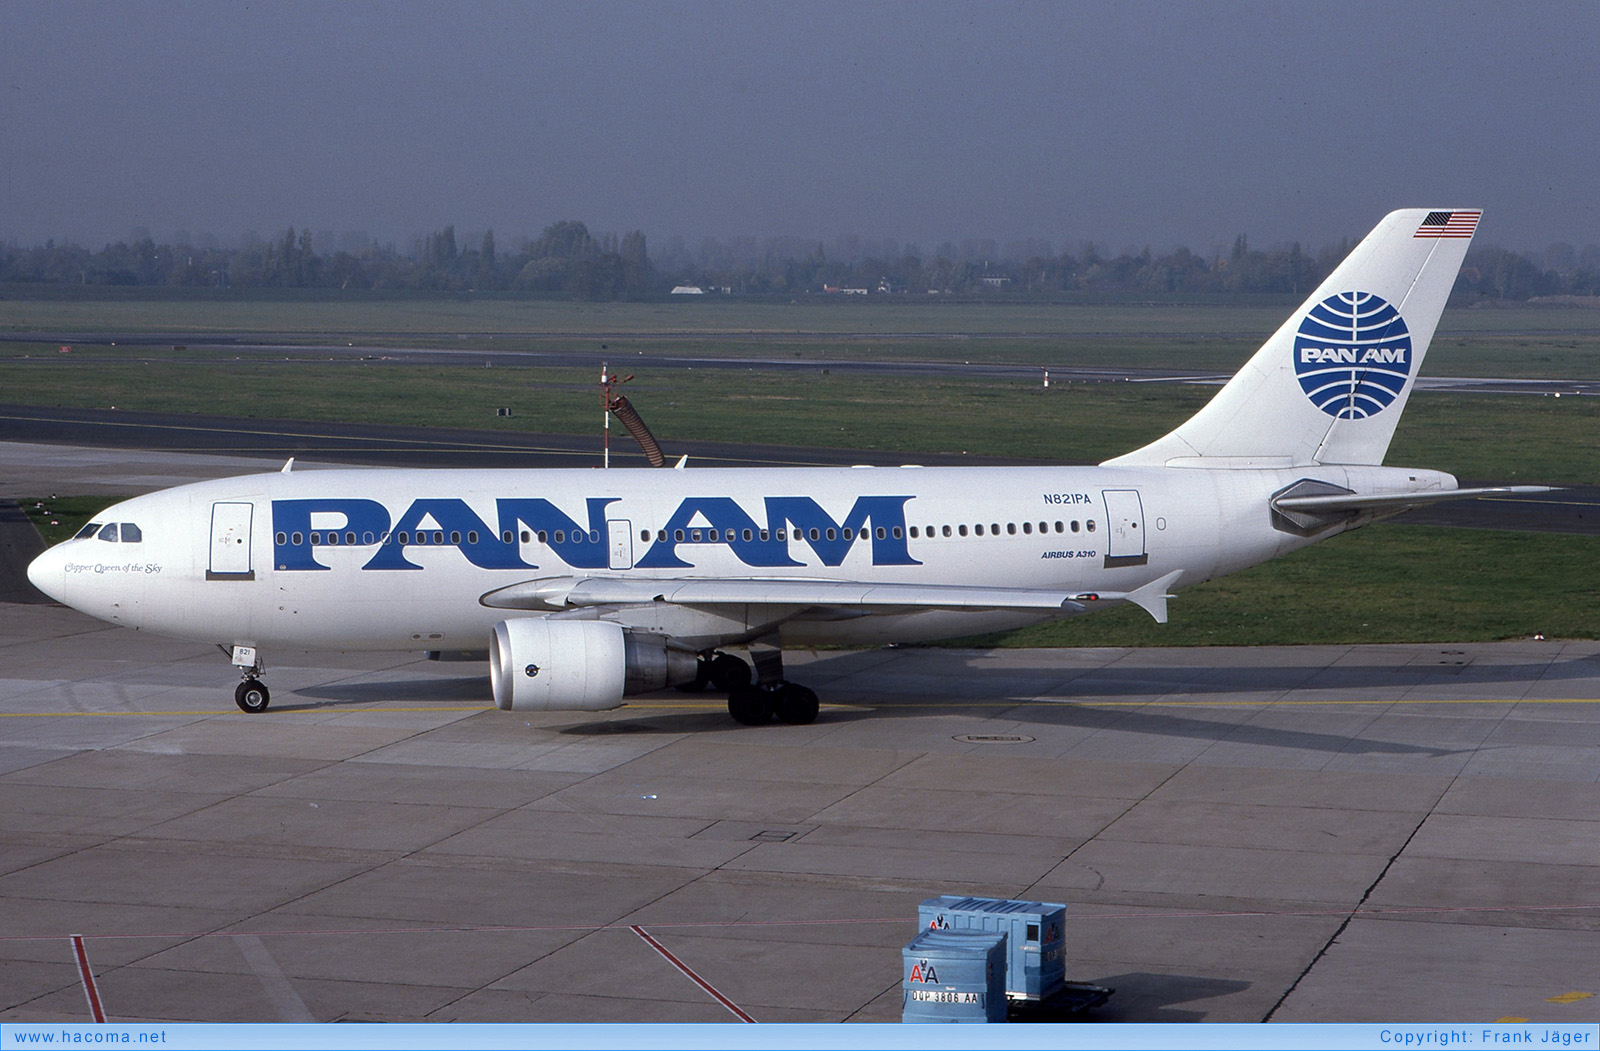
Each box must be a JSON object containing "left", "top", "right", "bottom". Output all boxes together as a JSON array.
[{"left": 28, "top": 208, "right": 1543, "bottom": 725}]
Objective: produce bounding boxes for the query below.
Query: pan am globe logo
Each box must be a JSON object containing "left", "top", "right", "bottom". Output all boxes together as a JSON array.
[{"left": 1293, "top": 292, "right": 1413, "bottom": 419}]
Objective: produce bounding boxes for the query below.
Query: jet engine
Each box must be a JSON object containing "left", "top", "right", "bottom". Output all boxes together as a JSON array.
[{"left": 489, "top": 618, "right": 699, "bottom": 712}]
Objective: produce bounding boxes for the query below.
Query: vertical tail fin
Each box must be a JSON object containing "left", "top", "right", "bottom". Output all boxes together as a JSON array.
[{"left": 1105, "top": 208, "right": 1481, "bottom": 469}]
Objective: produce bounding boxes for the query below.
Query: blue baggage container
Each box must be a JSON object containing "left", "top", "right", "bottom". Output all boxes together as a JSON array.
[
  {"left": 918, "top": 896, "right": 1067, "bottom": 1000},
  {"left": 901, "top": 929, "right": 1008, "bottom": 1023}
]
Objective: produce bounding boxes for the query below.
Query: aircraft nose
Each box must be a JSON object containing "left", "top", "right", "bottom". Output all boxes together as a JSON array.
[{"left": 26, "top": 545, "right": 68, "bottom": 604}]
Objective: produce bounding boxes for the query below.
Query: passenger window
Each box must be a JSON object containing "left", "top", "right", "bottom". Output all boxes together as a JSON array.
[
  {"left": 942, "top": 525, "right": 952, "bottom": 538},
  {"left": 826, "top": 528, "right": 837, "bottom": 541},
  {"left": 743, "top": 529, "right": 753, "bottom": 542},
  {"left": 891, "top": 527, "right": 902, "bottom": 539},
  {"left": 347, "top": 531, "right": 358, "bottom": 544},
  {"left": 467, "top": 531, "right": 478, "bottom": 545},
  {"left": 276, "top": 532, "right": 287, "bottom": 545},
  {"left": 809, "top": 528, "right": 820, "bottom": 541},
  {"left": 909, "top": 526, "right": 919, "bottom": 538},
  {"left": 433, "top": 531, "right": 444, "bottom": 544},
  {"left": 1087, "top": 520, "right": 1096, "bottom": 532},
  {"left": 450, "top": 531, "right": 461, "bottom": 544},
  {"left": 1022, "top": 522, "right": 1033, "bottom": 534},
  {"left": 958, "top": 525, "right": 968, "bottom": 537},
  {"left": 760, "top": 530, "right": 770, "bottom": 541},
  {"left": 503, "top": 530, "right": 515, "bottom": 543},
  {"left": 1007, "top": 523, "right": 1017, "bottom": 535},
  {"left": 121, "top": 523, "right": 142, "bottom": 543},
  {"left": 640, "top": 530, "right": 650, "bottom": 542},
  {"left": 658, "top": 529, "right": 668, "bottom": 542},
  {"left": 1071, "top": 521, "right": 1080, "bottom": 533},
  {"left": 842, "top": 528, "right": 852, "bottom": 541},
  {"left": 974, "top": 524, "right": 984, "bottom": 536},
  {"left": 398, "top": 531, "right": 410, "bottom": 544},
  {"left": 311, "top": 532, "right": 322, "bottom": 545},
  {"left": 292, "top": 532, "right": 304, "bottom": 545},
  {"left": 75, "top": 522, "right": 103, "bottom": 540},
  {"left": 555, "top": 530, "right": 566, "bottom": 544},
  {"left": 97, "top": 523, "right": 119, "bottom": 542},
  {"left": 364, "top": 531, "right": 376, "bottom": 544},
  {"left": 1055, "top": 521, "right": 1064, "bottom": 533},
  {"left": 537, "top": 531, "right": 548, "bottom": 543}
]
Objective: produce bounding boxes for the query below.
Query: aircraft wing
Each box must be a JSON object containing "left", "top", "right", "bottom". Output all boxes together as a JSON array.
[{"left": 481, "top": 569, "right": 1184, "bottom": 624}]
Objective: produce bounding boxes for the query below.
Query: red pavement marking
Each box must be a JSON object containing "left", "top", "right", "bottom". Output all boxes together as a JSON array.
[
  {"left": 630, "top": 925, "right": 755, "bottom": 1023},
  {"left": 71, "top": 935, "right": 105, "bottom": 1022}
]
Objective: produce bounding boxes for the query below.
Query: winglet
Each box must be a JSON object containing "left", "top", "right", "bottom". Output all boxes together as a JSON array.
[
  {"left": 281, "top": 457, "right": 295, "bottom": 473},
  {"left": 1128, "top": 569, "right": 1183, "bottom": 624},
  {"left": 674, "top": 455, "right": 688, "bottom": 470}
]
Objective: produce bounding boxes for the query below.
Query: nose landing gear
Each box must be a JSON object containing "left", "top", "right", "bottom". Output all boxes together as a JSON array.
[
  {"left": 235, "top": 678, "right": 270, "bottom": 713},
  {"left": 225, "top": 644, "right": 270, "bottom": 713}
]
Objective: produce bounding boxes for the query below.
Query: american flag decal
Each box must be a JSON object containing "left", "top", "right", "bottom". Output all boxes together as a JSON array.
[{"left": 1414, "top": 211, "right": 1480, "bottom": 238}]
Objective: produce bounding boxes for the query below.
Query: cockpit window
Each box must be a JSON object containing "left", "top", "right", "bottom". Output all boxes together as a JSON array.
[
  {"left": 96, "top": 523, "right": 120, "bottom": 542},
  {"left": 120, "top": 523, "right": 143, "bottom": 543},
  {"left": 75, "top": 522, "right": 104, "bottom": 540}
]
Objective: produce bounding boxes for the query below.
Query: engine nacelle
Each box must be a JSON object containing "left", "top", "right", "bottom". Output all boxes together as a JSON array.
[{"left": 489, "top": 619, "right": 699, "bottom": 712}]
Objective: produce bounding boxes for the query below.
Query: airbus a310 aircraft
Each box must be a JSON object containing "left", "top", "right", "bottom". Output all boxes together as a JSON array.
[{"left": 28, "top": 208, "right": 1543, "bottom": 725}]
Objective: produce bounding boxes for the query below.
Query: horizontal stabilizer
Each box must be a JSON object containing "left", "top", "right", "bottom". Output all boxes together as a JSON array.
[{"left": 1273, "top": 485, "right": 1555, "bottom": 514}]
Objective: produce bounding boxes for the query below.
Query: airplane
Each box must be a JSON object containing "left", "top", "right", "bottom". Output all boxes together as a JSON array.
[{"left": 26, "top": 208, "right": 1547, "bottom": 726}]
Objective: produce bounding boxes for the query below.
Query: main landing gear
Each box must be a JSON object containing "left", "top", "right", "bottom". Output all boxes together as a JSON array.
[
  {"left": 225, "top": 644, "right": 270, "bottom": 713},
  {"left": 727, "top": 681, "right": 819, "bottom": 727},
  {"left": 685, "top": 645, "right": 820, "bottom": 727}
]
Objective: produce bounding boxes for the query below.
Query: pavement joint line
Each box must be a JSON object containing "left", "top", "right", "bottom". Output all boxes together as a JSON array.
[
  {"left": 70, "top": 934, "right": 106, "bottom": 1022},
  {"left": 11, "top": 900, "right": 1600, "bottom": 947},
  {"left": 629, "top": 925, "right": 755, "bottom": 1023},
  {"left": 1265, "top": 764, "right": 1455, "bottom": 1023}
]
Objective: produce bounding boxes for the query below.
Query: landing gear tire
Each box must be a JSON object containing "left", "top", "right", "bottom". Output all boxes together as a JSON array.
[
  {"left": 727, "top": 685, "right": 774, "bottom": 726},
  {"left": 774, "top": 683, "right": 819, "bottom": 725},
  {"left": 235, "top": 678, "right": 270, "bottom": 713},
  {"left": 708, "top": 654, "right": 753, "bottom": 692}
]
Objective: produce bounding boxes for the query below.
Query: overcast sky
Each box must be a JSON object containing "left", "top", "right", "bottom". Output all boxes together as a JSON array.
[{"left": 3, "top": 0, "right": 1597, "bottom": 255}]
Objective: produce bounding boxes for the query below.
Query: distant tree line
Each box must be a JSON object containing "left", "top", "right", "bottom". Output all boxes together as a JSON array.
[{"left": 4, "top": 220, "right": 1599, "bottom": 302}]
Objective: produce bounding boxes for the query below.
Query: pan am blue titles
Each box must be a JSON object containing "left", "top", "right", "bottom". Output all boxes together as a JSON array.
[{"left": 29, "top": 209, "right": 1545, "bottom": 725}]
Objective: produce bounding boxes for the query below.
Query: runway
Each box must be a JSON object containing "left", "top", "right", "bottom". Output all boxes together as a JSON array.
[{"left": 0, "top": 440, "right": 1598, "bottom": 1024}]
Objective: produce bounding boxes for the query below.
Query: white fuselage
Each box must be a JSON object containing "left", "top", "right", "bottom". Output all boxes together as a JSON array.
[{"left": 28, "top": 461, "right": 1448, "bottom": 653}]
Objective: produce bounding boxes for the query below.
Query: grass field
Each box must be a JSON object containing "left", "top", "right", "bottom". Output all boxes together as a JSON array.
[
  {"left": 9, "top": 295, "right": 1600, "bottom": 648},
  {"left": 3, "top": 356, "right": 1597, "bottom": 483},
  {"left": 952, "top": 524, "right": 1599, "bottom": 648},
  {"left": 4, "top": 296, "right": 1600, "bottom": 376}
]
